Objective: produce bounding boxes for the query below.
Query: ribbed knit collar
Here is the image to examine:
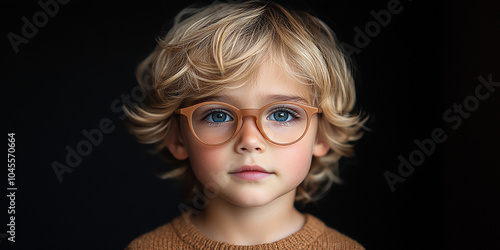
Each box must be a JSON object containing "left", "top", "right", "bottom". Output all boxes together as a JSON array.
[{"left": 171, "top": 212, "right": 326, "bottom": 250}]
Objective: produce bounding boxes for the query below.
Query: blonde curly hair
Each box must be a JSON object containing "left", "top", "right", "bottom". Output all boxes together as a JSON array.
[{"left": 124, "top": 0, "right": 365, "bottom": 203}]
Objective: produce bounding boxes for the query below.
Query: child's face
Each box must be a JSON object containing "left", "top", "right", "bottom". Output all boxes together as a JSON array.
[{"left": 170, "top": 61, "right": 329, "bottom": 207}]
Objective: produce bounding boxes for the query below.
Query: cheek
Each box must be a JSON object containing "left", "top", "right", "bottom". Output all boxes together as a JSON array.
[
  {"left": 274, "top": 140, "right": 315, "bottom": 184},
  {"left": 180, "top": 123, "right": 225, "bottom": 185},
  {"left": 185, "top": 140, "right": 229, "bottom": 186},
  {"left": 189, "top": 146, "right": 223, "bottom": 184},
  {"left": 279, "top": 125, "right": 319, "bottom": 181}
]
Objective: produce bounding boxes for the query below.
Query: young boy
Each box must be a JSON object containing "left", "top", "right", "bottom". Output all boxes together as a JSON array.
[{"left": 125, "top": 1, "right": 365, "bottom": 249}]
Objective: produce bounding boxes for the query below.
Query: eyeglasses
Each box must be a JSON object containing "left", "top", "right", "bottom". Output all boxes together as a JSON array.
[{"left": 175, "top": 101, "right": 322, "bottom": 146}]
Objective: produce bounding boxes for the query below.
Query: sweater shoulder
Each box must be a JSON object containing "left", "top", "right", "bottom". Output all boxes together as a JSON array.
[
  {"left": 317, "top": 225, "right": 365, "bottom": 250},
  {"left": 125, "top": 220, "right": 179, "bottom": 250}
]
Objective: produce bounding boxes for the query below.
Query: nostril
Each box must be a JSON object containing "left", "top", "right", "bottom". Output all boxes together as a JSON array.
[{"left": 239, "top": 146, "right": 262, "bottom": 152}]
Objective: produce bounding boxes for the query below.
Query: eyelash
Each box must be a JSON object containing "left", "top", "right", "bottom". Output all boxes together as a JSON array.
[
  {"left": 199, "top": 106, "right": 302, "bottom": 125},
  {"left": 267, "top": 107, "right": 301, "bottom": 123},
  {"left": 201, "top": 109, "right": 234, "bottom": 125}
]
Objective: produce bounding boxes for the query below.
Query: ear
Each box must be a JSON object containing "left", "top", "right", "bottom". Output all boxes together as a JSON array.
[
  {"left": 165, "top": 118, "right": 189, "bottom": 160},
  {"left": 312, "top": 134, "right": 330, "bottom": 157}
]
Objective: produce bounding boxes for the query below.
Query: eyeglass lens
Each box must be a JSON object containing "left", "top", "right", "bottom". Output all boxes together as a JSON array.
[{"left": 190, "top": 103, "right": 308, "bottom": 145}]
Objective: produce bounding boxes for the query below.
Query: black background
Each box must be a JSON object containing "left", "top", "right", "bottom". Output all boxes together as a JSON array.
[{"left": 2, "top": 0, "right": 499, "bottom": 249}]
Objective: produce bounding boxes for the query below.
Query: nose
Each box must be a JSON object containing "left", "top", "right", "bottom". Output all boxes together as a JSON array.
[{"left": 234, "top": 116, "right": 266, "bottom": 153}]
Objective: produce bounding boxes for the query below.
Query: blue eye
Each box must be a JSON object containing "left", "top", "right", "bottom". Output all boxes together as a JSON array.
[
  {"left": 272, "top": 111, "right": 291, "bottom": 122},
  {"left": 206, "top": 111, "right": 233, "bottom": 123},
  {"left": 267, "top": 108, "right": 298, "bottom": 122}
]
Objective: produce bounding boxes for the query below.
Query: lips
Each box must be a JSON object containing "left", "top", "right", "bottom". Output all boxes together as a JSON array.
[{"left": 229, "top": 165, "right": 273, "bottom": 181}]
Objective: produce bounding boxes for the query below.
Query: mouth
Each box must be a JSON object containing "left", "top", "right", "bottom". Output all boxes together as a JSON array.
[{"left": 229, "top": 165, "right": 274, "bottom": 181}]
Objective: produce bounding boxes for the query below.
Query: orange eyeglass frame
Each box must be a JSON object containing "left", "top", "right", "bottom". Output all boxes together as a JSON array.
[{"left": 175, "top": 101, "right": 322, "bottom": 146}]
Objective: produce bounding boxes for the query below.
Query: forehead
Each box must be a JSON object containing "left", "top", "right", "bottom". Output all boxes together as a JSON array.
[{"left": 214, "top": 61, "right": 313, "bottom": 107}]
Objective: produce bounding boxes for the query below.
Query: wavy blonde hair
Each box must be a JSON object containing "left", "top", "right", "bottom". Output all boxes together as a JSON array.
[{"left": 124, "top": 0, "right": 365, "bottom": 203}]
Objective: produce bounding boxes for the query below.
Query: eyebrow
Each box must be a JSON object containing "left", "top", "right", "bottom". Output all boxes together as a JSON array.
[
  {"left": 194, "top": 94, "right": 310, "bottom": 105},
  {"left": 193, "top": 95, "right": 230, "bottom": 104},
  {"left": 264, "top": 94, "right": 310, "bottom": 104}
]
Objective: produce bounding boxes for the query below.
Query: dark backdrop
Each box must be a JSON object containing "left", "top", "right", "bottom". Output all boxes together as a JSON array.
[{"left": 2, "top": 0, "right": 499, "bottom": 249}]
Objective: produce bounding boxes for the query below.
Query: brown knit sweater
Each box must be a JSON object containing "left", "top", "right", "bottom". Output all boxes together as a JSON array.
[{"left": 126, "top": 213, "right": 364, "bottom": 249}]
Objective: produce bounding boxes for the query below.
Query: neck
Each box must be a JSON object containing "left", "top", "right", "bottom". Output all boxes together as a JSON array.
[{"left": 191, "top": 189, "right": 305, "bottom": 245}]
